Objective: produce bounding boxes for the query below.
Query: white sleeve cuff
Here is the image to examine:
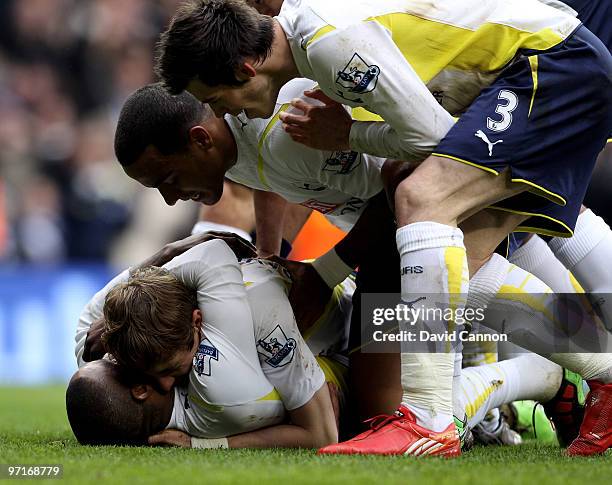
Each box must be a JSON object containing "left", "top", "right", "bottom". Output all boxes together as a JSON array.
[
  {"left": 191, "top": 437, "right": 229, "bottom": 449},
  {"left": 311, "top": 248, "right": 354, "bottom": 289}
]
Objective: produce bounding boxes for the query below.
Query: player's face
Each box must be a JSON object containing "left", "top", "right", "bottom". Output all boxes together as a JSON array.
[
  {"left": 187, "top": 77, "right": 277, "bottom": 120},
  {"left": 147, "top": 331, "right": 201, "bottom": 393},
  {"left": 124, "top": 143, "right": 227, "bottom": 206}
]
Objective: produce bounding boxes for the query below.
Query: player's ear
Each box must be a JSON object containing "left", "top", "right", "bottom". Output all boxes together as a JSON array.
[
  {"left": 237, "top": 62, "right": 257, "bottom": 81},
  {"left": 189, "top": 126, "right": 213, "bottom": 150},
  {"left": 192, "top": 309, "right": 202, "bottom": 329},
  {"left": 131, "top": 384, "right": 153, "bottom": 401}
]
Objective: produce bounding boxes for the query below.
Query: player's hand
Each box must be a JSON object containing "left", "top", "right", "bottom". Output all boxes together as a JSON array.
[
  {"left": 266, "top": 255, "right": 332, "bottom": 332},
  {"left": 148, "top": 429, "right": 192, "bottom": 448},
  {"left": 279, "top": 89, "right": 353, "bottom": 151},
  {"left": 83, "top": 318, "right": 106, "bottom": 362},
  {"left": 138, "top": 231, "right": 257, "bottom": 268}
]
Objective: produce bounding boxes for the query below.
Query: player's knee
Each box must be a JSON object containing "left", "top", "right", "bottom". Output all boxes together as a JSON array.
[{"left": 394, "top": 176, "right": 428, "bottom": 214}]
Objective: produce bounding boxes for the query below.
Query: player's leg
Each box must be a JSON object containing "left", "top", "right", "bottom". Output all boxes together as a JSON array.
[
  {"left": 470, "top": 253, "right": 612, "bottom": 454},
  {"left": 549, "top": 206, "right": 612, "bottom": 332},
  {"left": 509, "top": 233, "right": 579, "bottom": 293},
  {"left": 456, "top": 354, "right": 563, "bottom": 433},
  {"left": 391, "top": 25, "right": 611, "bottom": 455},
  {"left": 393, "top": 169, "right": 521, "bottom": 434}
]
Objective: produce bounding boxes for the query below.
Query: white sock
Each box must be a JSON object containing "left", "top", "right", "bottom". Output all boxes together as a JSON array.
[
  {"left": 456, "top": 355, "right": 562, "bottom": 429},
  {"left": 469, "top": 253, "right": 612, "bottom": 383},
  {"left": 397, "top": 222, "right": 468, "bottom": 431},
  {"left": 547, "top": 353, "right": 612, "bottom": 384},
  {"left": 549, "top": 209, "right": 612, "bottom": 331},
  {"left": 462, "top": 340, "right": 498, "bottom": 368},
  {"left": 510, "top": 234, "right": 579, "bottom": 293}
]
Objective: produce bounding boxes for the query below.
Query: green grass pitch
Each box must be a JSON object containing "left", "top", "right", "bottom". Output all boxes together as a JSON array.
[{"left": 1, "top": 386, "right": 610, "bottom": 485}]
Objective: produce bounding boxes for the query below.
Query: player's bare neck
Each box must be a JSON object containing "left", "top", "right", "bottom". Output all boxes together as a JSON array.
[{"left": 269, "top": 20, "right": 300, "bottom": 85}]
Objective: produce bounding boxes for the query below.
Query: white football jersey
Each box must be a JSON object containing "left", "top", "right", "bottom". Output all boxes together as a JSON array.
[
  {"left": 277, "top": 0, "right": 580, "bottom": 161},
  {"left": 225, "top": 78, "right": 385, "bottom": 232}
]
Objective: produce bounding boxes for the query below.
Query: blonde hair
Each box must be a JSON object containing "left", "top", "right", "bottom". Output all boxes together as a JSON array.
[{"left": 102, "top": 266, "right": 197, "bottom": 371}]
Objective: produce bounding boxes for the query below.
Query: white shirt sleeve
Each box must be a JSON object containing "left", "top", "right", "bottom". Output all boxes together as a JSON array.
[
  {"left": 306, "top": 21, "right": 456, "bottom": 161},
  {"left": 164, "top": 240, "right": 261, "bottom": 366},
  {"left": 242, "top": 260, "right": 326, "bottom": 411},
  {"left": 74, "top": 269, "right": 130, "bottom": 368}
]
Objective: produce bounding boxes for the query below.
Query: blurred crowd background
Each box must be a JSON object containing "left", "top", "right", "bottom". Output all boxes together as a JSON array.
[{"left": 0, "top": 0, "right": 200, "bottom": 269}]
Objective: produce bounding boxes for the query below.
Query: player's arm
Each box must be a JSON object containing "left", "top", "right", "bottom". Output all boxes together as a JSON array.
[
  {"left": 229, "top": 384, "right": 337, "bottom": 448},
  {"left": 150, "top": 384, "right": 336, "bottom": 448},
  {"left": 254, "top": 190, "right": 289, "bottom": 257},
  {"left": 273, "top": 189, "right": 394, "bottom": 329},
  {"left": 77, "top": 234, "right": 256, "bottom": 366},
  {"left": 137, "top": 229, "right": 256, "bottom": 268},
  {"left": 250, "top": 268, "right": 338, "bottom": 444},
  {"left": 76, "top": 269, "right": 130, "bottom": 367},
  {"left": 281, "top": 22, "right": 456, "bottom": 160},
  {"left": 164, "top": 241, "right": 261, "bottom": 358}
]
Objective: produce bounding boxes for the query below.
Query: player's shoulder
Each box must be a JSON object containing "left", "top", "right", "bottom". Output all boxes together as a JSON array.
[{"left": 240, "top": 258, "right": 292, "bottom": 293}]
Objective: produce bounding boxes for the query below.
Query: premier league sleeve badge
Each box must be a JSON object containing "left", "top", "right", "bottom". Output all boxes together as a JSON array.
[{"left": 257, "top": 325, "right": 297, "bottom": 368}]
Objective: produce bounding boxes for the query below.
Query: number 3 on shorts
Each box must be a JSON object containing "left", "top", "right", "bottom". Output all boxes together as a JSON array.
[{"left": 487, "top": 90, "right": 518, "bottom": 132}]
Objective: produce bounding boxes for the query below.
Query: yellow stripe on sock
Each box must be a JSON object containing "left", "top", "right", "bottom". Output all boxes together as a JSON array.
[
  {"left": 445, "top": 246, "right": 468, "bottom": 352},
  {"left": 496, "top": 285, "right": 555, "bottom": 322},
  {"left": 465, "top": 380, "right": 504, "bottom": 419},
  {"left": 568, "top": 272, "right": 585, "bottom": 294}
]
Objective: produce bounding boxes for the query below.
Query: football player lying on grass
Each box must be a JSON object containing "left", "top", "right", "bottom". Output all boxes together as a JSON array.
[
  {"left": 70, "top": 235, "right": 582, "bottom": 451},
  {"left": 73, "top": 237, "right": 347, "bottom": 448}
]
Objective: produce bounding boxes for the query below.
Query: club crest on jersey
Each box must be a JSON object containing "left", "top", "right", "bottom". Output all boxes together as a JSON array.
[
  {"left": 193, "top": 338, "right": 218, "bottom": 376},
  {"left": 323, "top": 150, "right": 361, "bottom": 174},
  {"left": 336, "top": 53, "right": 380, "bottom": 94},
  {"left": 257, "top": 325, "right": 296, "bottom": 368}
]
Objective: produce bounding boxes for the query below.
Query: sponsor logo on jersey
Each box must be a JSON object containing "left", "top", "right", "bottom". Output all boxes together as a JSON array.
[
  {"left": 323, "top": 150, "right": 361, "bottom": 174},
  {"left": 193, "top": 338, "right": 219, "bottom": 377},
  {"left": 300, "top": 199, "right": 340, "bottom": 214},
  {"left": 336, "top": 53, "right": 381, "bottom": 94},
  {"left": 257, "top": 325, "right": 296, "bottom": 368},
  {"left": 401, "top": 266, "right": 424, "bottom": 275}
]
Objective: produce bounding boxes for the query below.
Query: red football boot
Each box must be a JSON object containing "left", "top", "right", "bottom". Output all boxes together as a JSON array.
[
  {"left": 567, "top": 380, "right": 612, "bottom": 456},
  {"left": 318, "top": 404, "right": 460, "bottom": 457}
]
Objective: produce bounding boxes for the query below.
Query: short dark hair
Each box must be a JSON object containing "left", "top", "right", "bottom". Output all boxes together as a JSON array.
[
  {"left": 156, "top": 0, "right": 275, "bottom": 93},
  {"left": 102, "top": 266, "right": 198, "bottom": 372},
  {"left": 66, "top": 360, "right": 147, "bottom": 445},
  {"left": 114, "top": 83, "right": 213, "bottom": 167}
]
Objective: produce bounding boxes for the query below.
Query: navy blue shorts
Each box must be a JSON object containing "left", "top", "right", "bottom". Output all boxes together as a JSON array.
[
  {"left": 563, "top": 0, "right": 612, "bottom": 145},
  {"left": 561, "top": 0, "right": 611, "bottom": 51},
  {"left": 433, "top": 25, "right": 612, "bottom": 237}
]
